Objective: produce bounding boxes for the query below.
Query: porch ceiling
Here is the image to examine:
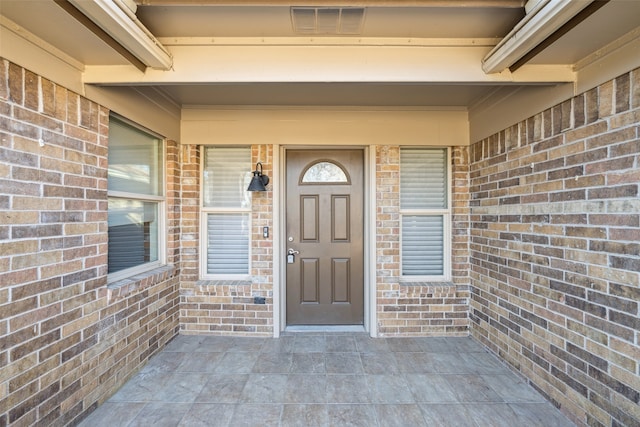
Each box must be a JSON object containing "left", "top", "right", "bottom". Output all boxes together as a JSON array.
[{"left": 1, "top": 0, "right": 639, "bottom": 108}]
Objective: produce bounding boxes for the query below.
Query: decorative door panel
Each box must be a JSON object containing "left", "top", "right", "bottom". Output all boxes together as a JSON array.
[{"left": 286, "top": 150, "right": 364, "bottom": 325}]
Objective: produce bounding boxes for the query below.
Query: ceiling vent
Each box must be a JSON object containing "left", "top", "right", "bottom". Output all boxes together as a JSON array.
[{"left": 291, "top": 7, "right": 365, "bottom": 35}]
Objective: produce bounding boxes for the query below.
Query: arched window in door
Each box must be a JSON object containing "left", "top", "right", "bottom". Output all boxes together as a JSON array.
[{"left": 300, "top": 160, "right": 350, "bottom": 184}]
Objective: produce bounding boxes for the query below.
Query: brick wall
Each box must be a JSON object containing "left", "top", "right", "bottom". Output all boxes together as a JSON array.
[
  {"left": 179, "top": 144, "right": 274, "bottom": 335},
  {"left": 375, "top": 145, "right": 470, "bottom": 336},
  {"left": 469, "top": 69, "right": 640, "bottom": 426},
  {"left": 0, "top": 59, "right": 180, "bottom": 426}
]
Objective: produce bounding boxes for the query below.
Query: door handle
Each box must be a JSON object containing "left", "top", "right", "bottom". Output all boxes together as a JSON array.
[{"left": 287, "top": 248, "right": 299, "bottom": 264}]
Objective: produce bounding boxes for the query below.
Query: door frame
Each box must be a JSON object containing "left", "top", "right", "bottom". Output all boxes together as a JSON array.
[{"left": 274, "top": 145, "right": 376, "bottom": 337}]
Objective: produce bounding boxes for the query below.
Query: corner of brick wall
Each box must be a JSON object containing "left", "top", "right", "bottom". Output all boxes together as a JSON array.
[
  {"left": 0, "top": 59, "right": 180, "bottom": 426},
  {"left": 469, "top": 67, "right": 640, "bottom": 426}
]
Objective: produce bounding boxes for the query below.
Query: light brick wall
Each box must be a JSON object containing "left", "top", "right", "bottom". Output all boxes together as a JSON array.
[
  {"left": 180, "top": 144, "right": 274, "bottom": 335},
  {"left": 0, "top": 59, "right": 180, "bottom": 426},
  {"left": 374, "top": 145, "right": 471, "bottom": 336},
  {"left": 469, "top": 68, "right": 640, "bottom": 426}
]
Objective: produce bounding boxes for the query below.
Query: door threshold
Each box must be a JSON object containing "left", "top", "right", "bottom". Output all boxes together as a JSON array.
[{"left": 285, "top": 325, "right": 366, "bottom": 333}]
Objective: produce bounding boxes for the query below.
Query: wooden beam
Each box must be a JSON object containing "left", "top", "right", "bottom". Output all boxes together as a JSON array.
[
  {"left": 54, "top": 0, "right": 147, "bottom": 72},
  {"left": 81, "top": 45, "right": 574, "bottom": 85}
]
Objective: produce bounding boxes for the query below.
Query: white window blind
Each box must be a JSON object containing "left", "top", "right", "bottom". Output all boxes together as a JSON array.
[
  {"left": 402, "top": 215, "right": 444, "bottom": 276},
  {"left": 202, "top": 147, "right": 251, "bottom": 276},
  {"left": 206, "top": 213, "right": 249, "bottom": 274},
  {"left": 400, "top": 148, "right": 449, "bottom": 278},
  {"left": 203, "top": 147, "right": 251, "bottom": 209},
  {"left": 400, "top": 148, "right": 447, "bottom": 210}
]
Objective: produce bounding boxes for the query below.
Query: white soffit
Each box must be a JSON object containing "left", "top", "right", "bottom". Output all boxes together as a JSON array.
[
  {"left": 482, "top": 0, "right": 593, "bottom": 73},
  {"left": 67, "top": 0, "right": 173, "bottom": 69}
]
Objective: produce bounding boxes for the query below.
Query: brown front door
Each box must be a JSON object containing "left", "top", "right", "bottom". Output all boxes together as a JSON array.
[{"left": 286, "top": 149, "right": 364, "bottom": 325}]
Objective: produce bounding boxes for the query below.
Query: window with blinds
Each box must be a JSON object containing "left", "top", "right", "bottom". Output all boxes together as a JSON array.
[
  {"left": 202, "top": 147, "right": 252, "bottom": 277},
  {"left": 107, "top": 116, "right": 164, "bottom": 279},
  {"left": 400, "top": 148, "right": 449, "bottom": 279}
]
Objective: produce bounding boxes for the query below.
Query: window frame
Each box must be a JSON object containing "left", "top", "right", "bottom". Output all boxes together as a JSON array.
[
  {"left": 199, "top": 146, "right": 253, "bottom": 280},
  {"left": 107, "top": 115, "right": 167, "bottom": 283},
  {"left": 399, "top": 146, "right": 452, "bottom": 282}
]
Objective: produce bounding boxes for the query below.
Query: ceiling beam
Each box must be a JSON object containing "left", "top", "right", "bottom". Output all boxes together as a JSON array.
[
  {"left": 81, "top": 44, "right": 574, "bottom": 84},
  {"left": 137, "top": 0, "right": 525, "bottom": 7}
]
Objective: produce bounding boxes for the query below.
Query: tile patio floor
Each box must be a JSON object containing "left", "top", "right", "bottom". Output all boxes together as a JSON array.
[{"left": 79, "top": 333, "right": 575, "bottom": 427}]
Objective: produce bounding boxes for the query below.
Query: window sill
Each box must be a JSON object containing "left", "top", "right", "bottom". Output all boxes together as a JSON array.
[
  {"left": 104, "top": 264, "right": 176, "bottom": 300},
  {"left": 398, "top": 281, "right": 471, "bottom": 291},
  {"left": 196, "top": 279, "right": 253, "bottom": 287},
  {"left": 399, "top": 281, "right": 453, "bottom": 287}
]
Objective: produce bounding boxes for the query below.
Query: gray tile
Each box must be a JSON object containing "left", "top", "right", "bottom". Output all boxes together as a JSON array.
[
  {"left": 109, "top": 371, "right": 172, "bottom": 402},
  {"left": 465, "top": 403, "right": 521, "bottom": 427},
  {"left": 196, "top": 375, "right": 248, "bottom": 403},
  {"left": 291, "top": 353, "right": 325, "bottom": 374},
  {"left": 446, "top": 375, "right": 503, "bottom": 403},
  {"left": 355, "top": 336, "right": 391, "bottom": 353},
  {"left": 199, "top": 336, "right": 237, "bottom": 352},
  {"left": 404, "top": 374, "right": 459, "bottom": 403},
  {"left": 176, "top": 352, "right": 224, "bottom": 373},
  {"left": 325, "top": 353, "right": 363, "bottom": 374},
  {"left": 418, "top": 403, "right": 477, "bottom": 427},
  {"left": 509, "top": 403, "right": 575, "bottom": 427},
  {"left": 261, "top": 336, "right": 295, "bottom": 353},
  {"left": 128, "top": 402, "right": 191, "bottom": 427},
  {"left": 326, "top": 335, "right": 357, "bottom": 352},
  {"left": 281, "top": 404, "right": 329, "bottom": 427},
  {"left": 240, "top": 374, "right": 288, "bottom": 403},
  {"left": 163, "top": 335, "right": 208, "bottom": 352},
  {"left": 228, "top": 337, "right": 266, "bottom": 352},
  {"left": 375, "top": 404, "right": 426, "bottom": 427},
  {"left": 78, "top": 402, "right": 145, "bottom": 427},
  {"left": 394, "top": 352, "right": 437, "bottom": 373},
  {"left": 141, "top": 352, "right": 187, "bottom": 373},
  {"left": 285, "top": 374, "right": 327, "bottom": 404},
  {"left": 462, "top": 351, "right": 508, "bottom": 374},
  {"left": 230, "top": 404, "right": 282, "bottom": 426},
  {"left": 431, "top": 351, "right": 476, "bottom": 374},
  {"left": 152, "top": 372, "right": 210, "bottom": 403},
  {"left": 386, "top": 338, "right": 426, "bottom": 352},
  {"left": 326, "top": 404, "right": 378, "bottom": 427},
  {"left": 418, "top": 337, "right": 458, "bottom": 353},
  {"left": 449, "top": 337, "right": 485, "bottom": 353},
  {"left": 191, "top": 343, "right": 229, "bottom": 353},
  {"left": 361, "top": 351, "right": 400, "bottom": 374},
  {"left": 367, "top": 375, "right": 415, "bottom": 404},
  {"left": 177, "top": 404, "right": 236, "bottom": 427},
  {"left": 88, "top": 335, "right": 577, "bottom": 427},
  {"left": 482, "top": 374, "right": 545, "bottom": 403},
  {"left": 293, "top": 335, "right": 326, "bottom": 353},
  {"left": 326, "top": 375, "right": 370, "bottom": 404},
  {"left": 253, "top": 353, "right": 293, "bottom": 373},
  {"left": 213, "top": 351, "right": 259, "bottom": 374}
]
